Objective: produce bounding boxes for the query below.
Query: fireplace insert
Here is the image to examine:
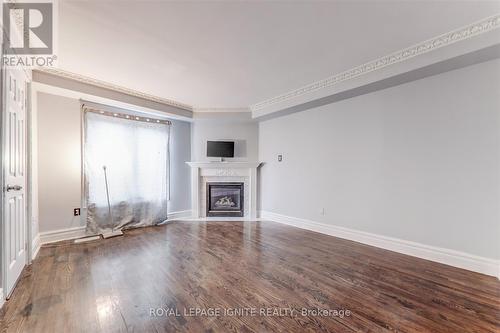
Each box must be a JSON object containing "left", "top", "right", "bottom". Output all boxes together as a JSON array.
[{"left": 206, "top": 182, "right": 244, "bottom": 217}]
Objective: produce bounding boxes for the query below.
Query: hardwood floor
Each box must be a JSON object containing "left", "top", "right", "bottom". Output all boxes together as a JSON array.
[{"left": 0, "top": 221, "right": 498, "bottom": 332}]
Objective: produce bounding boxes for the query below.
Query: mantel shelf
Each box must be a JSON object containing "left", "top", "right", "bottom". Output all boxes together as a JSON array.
[{"left": 186, "top": 161, "right": 262, "bottom": 169}]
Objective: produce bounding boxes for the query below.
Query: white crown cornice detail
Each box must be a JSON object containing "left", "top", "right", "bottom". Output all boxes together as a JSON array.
[
  {"left": 251, "top": 14, "right": 500, "bottom": 112},
  {"left": 34, "top": 67, "right": 194, "bottom": 111},
  {"left": 194, "top": 107, "right": 250, "bottom": 113}
]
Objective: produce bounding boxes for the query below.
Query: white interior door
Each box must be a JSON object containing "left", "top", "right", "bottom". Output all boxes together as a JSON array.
[{"left": 3, "top": 68, "right": 28, "bottom": 298}]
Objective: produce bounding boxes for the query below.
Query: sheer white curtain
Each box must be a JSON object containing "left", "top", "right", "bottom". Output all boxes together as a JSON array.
[{"left": 84, "top": 110, "right": 170, "bottom": 235}]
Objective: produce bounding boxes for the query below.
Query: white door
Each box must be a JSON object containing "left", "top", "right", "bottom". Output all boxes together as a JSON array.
[{"left": 3, "top": 67, "right": 28, "bottom": 298}]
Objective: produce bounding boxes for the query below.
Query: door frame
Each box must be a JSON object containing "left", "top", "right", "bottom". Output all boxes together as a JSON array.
[{"left": 0, "top": 27, "right": 4, "bottom": 305}]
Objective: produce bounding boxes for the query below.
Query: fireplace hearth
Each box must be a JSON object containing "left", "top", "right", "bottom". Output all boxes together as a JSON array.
[{"left": 206, "top": 182, "right": 244, "bottom": 217}]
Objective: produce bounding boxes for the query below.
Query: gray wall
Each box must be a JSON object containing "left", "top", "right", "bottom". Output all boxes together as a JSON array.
[
  {"left": 37, "top": 92, "right": 191, "bottom": 233},
  {"left": 168, "top": 119, "right": 191, "bottom": 214},
  {"left": 259, "top": 59, "right": 500, "bottom": 259},
  {"left": 37, "top": 93, "right": 82, "bottom": 232},
  {"left": 191, "top": 113, "right": 259, "bottom": 161}
]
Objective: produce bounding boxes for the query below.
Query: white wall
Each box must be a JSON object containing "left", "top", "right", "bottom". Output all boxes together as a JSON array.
[
  {"left": 259, "top": 59, "right": 500, "bottom": 260},
  {"left": 36, "top": 92, "right": 191, "bottom": 233},
  {"left": 191, "top": 113, "right": 259, "bottom": 162}
]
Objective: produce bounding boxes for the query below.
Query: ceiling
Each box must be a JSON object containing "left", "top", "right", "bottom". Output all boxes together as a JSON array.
[{"left": 58, "top": 1, "right": 500, "bottom": 109}]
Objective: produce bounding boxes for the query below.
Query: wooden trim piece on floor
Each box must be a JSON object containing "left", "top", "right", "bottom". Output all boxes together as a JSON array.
[
  {"left": 0, "top": 288, "right": 4, "bottom": 309},
  {"left": 32, "top": 234, "right": 41, "bottom": 260},
  {"left": 260, "top": 210, "right": 500, "bottom": 278}
]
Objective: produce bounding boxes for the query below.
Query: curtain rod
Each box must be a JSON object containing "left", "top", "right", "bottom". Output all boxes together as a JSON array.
[{"left": 82, "top": 105, "right": 172, "bottom": 125}]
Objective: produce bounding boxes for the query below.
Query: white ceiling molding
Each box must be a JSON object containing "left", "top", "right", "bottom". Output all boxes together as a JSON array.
[
  {"left": 32, "top": 81, "right": 194, "bottom": 121},
  {"left": 250, "top": 14, "right": 500, "bottom": 112},
  {"left": 194, "top": 107, "right": 250, "bottom": 113},
  {"left": 35, "top": 67, "right": 194, "bottom": 111}
]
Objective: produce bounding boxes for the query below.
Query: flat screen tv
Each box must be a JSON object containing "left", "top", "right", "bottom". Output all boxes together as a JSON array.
[{"left": 207, "top": 141, "right": 234, "bottom": 158}]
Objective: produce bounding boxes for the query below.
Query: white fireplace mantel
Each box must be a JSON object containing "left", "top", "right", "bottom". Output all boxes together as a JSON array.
[{"left": 186, "top": 161, "right": 262, "bottom": 219}]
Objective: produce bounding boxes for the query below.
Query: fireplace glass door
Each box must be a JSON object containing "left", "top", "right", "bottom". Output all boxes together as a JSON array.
[{"left": 206, "top": 183, "right": 244, "bottom": 217}]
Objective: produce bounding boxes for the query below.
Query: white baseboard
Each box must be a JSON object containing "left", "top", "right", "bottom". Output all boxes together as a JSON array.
[
  {"left": 167, "top": 209, "right": 193, "bottom": 220},
  {"left": 32, "top": 234, "right": 41, "bottom": 260},
  {"left": 182, "top": 217, "right": 263, "bottom": 222},
  {"left": 260, "top": 211, "right": 500, "bottom": 278},
  {"left": 39, "top": 226, "right": 87, "bottom": 245},
  {"left": 35, "top": 211, "right": 192, "bottom": 245}
]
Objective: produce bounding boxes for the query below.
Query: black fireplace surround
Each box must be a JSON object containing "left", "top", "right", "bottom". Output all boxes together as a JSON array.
[{"left": 206, "top": 182, "right": 244, "bottom": 217}]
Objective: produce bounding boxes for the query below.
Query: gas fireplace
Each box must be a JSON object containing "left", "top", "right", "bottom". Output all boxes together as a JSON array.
[{"left": 206, "top": 182, "right": 244, "bottom": 217}]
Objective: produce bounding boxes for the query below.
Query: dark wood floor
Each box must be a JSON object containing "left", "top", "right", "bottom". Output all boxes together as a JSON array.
[{"left": 0, "top": 221, "right": 498, "bottom": 332}]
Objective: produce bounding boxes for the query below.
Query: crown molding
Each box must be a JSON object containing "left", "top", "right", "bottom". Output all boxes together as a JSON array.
[
  {"left": 34, "top": 67, "right": 194, "bottom": 111},
  {"left": 194, "top": 107, "right": 250, "bottom": 113},
  {"left": 30, "top": 14, "right": 500, "bottom": 115},
  {"left": 250, "top": 14, "right": 500, "bottom": 112}
]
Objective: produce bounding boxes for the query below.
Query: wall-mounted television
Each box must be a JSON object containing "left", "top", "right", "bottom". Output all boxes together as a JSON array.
[{"left": 207, "top": 141, "right": 234, "bottom": 158}]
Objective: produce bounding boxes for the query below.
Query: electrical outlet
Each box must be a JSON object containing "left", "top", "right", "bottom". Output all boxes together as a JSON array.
[
  {"left": 74, "top": 208, "right": 80, "bottom": 216},
  {"left": 278, "top": 154, "right": 283, "bottom": 162}
]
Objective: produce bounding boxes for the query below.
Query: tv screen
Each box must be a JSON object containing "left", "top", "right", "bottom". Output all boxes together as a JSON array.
[{"left": 207, "top": 141, "right": 234, "bottom": 158}]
